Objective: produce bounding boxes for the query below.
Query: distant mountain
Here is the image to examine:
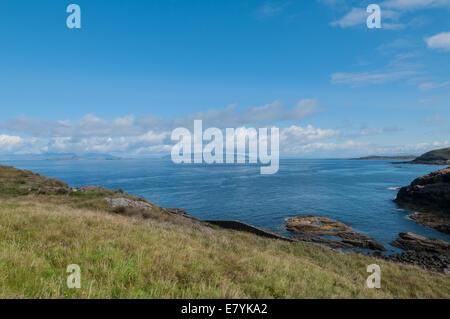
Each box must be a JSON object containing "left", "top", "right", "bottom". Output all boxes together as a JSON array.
[
  {"left": 352, "top": 155, "right": 417, "bottom": 160},
  {"left": 0, "top": 153, "right": 124, "bottom": 161},
  {"left": 42, "top": 153, "right": 78, "bottom": 158},
  {"left": 162, "top": 153, "right": 252, "bottom": 162},
  {"left": 81, "top": 153, "right": 122, "bottom": 160},
  {"left": 46, "top": 153, "right": 123, "bottom": 161}
]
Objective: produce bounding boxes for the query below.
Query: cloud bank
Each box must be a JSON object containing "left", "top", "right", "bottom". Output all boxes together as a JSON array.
[{"left": 0, "top": 98, "right": 424, "bottom": 158}]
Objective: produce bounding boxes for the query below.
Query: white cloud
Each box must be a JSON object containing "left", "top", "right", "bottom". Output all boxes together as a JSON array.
[
  {"left": 331, "top": 70, "right": 416, "bottom": 86},
  {"left": 382, "top": 0, "right": 450, "bottom": 10},
  {"left": 281, "top": 139, "right": 450, "bottom": 158},
  {"left": 425, "top": 32, "right": 450, "bottom": 51},
  {"left": 0, "top": 99, "right": 325, "bottom": 156},
  {"left": 280, "top": 125, "right": 340, "bottom": 143},
  {"left": 418, "top": 97, "right": 438, "bottom": 103},
  {"left": 255, "top": 2, "right": 292, "bottom": 18},
  {"left": 330, "top": 1, "right": 448, "bottom": 30},
  {"left": 288, "top": 99, "right": 323, "bottom": 120},
  {"left": 370, "top": 140, "right": 450, "bottom": 154},
  {"left": 0, "top": 114, "right": 149, "bottom": 138},
  {"left": 331, "top": 8, "right": 367, "bottom": 28},
  {"left": 171, "top": 99, "right": 322, "bottom": 129},
  {"left": 137, "top": 131, "right": 168, "bottom": 144},
  {"left": 0, "top": 135, "right": 23, "bottom": 151},
  {"left": 331, "top": 6, "right": 402, "bottom": 29},
  {"left": 0, "top": 100, "right": 442, "bottom": 158},
  {"left": 359, "top": 125, "right": 399, "bottom": 136},
  {"left": 418, "top": 80, "right": 450, "bottom": 90}
]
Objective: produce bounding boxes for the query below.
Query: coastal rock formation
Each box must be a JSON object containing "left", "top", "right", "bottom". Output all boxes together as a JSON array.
[
  {"left": 395, "top": 167, "right": 450, "bottom": 233},
  {"left": 286, "top": 216, "right": 351, "bottom": 234},
  {"left": 409, "top": 213, "right": 450, "bottom": 234},
  {"left": 396, "top": 167, "right": 450, "bottom": 211},
  {"left": 391, "top": 232, "right": 450, "bottom": 256},
  {"left": 286, "top": 216, "right": 386, "bottom": 251},
  {"left": 382, "top": 232, "right": 450, "bottom": 274}
]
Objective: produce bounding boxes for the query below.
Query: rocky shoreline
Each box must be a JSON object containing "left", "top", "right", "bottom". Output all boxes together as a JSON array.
[
  {"left": 380, "top": 251, "right": 449, "bottom": 274},
  {"left": 391, "top": 232, "right": 449, "bottom": 255},
  {"left": 375, "top": 232, "right": 450, "bottom": 274},
  {"left": 394, "top": 167, "right": 450, "bottom": 234}
]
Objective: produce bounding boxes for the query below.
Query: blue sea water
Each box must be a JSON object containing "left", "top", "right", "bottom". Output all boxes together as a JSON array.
[{"left": 3, "top": 159, "right": 449, "bottom": 253}]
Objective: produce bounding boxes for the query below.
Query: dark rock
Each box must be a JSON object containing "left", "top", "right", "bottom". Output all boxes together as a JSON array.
[
  {"left": 395, "top": 167, "right": 450, "bottom": 233},
  {"left": 391, "top": 232, "right": 450, "bottom": 256},
  {"left": 383, "top": 251, "right": 449, "bottom": 274},
  {"left": 395, "top": 167, "right": 450, "bottom": 211},
  {"left": 338, "top": 232, "right": 386, "bottom": 251},
  {"left": 386, "top": 232, "right": 450, "bottom": 274},
  {"left": 286, "top": 216, "right": 386, "bottom": 251},
  {"left": 205, "top": 220, "right": 295, "bottom": 242},
  {"left": 409, "top": 212, "right": 450, "bottom": 234}
]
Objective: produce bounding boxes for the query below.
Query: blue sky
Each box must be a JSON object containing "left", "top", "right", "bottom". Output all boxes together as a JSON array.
[{"left": 0, "top": 0, "right": 449, "bottom": 157}]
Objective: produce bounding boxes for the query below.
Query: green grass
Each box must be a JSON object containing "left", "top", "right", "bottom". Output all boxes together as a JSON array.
[
  {"left": 0, "top": 165, "right": 449, "bottom": 299},
  {"left": 413, "top": 147, "right": 450, "bottom": 163}
]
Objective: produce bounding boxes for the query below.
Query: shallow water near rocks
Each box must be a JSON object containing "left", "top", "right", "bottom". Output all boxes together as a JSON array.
[{"left": 3, "top": 159, "right": 449, "bottom": 254}]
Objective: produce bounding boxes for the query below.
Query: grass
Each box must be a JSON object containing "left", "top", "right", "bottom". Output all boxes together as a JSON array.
[
  {"left": 0, "top": 165, "right": 449, "bottom": 298},
  {"left": 413, "top": 147, "right": 450, "bottom": 163}
]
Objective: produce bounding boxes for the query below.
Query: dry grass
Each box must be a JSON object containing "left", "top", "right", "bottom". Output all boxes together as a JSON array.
[{"left": 0, "top": 199, "right": 449, "bottom": 299}]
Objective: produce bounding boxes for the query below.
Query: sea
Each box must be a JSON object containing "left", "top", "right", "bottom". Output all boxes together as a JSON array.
[{"left": 3, "top": 158, "right": 449, "bottom": 253}]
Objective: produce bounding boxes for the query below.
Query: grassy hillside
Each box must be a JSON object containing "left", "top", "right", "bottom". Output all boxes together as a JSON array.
[
  {"left": 412, "top": 147, "right": 450, "bottom": 164},
  {"left": 0, "top": 165, "right": 449, "bottom": 298}
]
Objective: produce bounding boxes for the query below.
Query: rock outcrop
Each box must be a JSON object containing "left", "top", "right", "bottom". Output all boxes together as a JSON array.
[
  {"left": 105, "top": 197, "right": 153, "bottom": 210},
  {"left": 286, "top": 216, "right": 386, "bottom": 251},
  {"left": 383, "top": 232, "right": 450, "bottom": 274},
  {"left": 391, "top": 232, "right": 450, "bottom": 256},
  {"left": 395, "top": 167, "right": 450, "bottom": 233},
  {"left": 205, "top": 220, "right": 295, "bottom": 242}
]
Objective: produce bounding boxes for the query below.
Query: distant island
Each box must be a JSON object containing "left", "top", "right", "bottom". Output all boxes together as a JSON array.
[
  {"left": 351, "top": 155, "right": 417, "bottom": 160},
  {"left": 0, "top": 153, "right": 127, "bottom": 161},
  {"left": 46, "top": 153, "right": 124, "bottom": 161},
  {"left": 353, "top": 148, "right": 450, "bottom": 165},
  {"left": 394, "top": 147, "right": 450, "bottom": 165}
]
